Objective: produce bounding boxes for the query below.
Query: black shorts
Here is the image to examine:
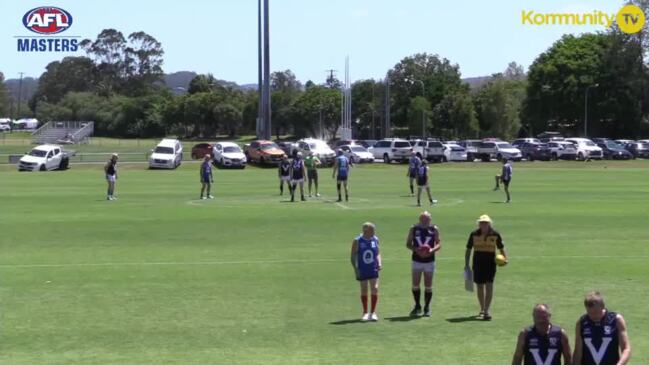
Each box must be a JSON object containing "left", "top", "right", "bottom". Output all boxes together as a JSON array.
[
  {"left": 473, "top": 264, "right": 496, "bottom": 284},
  {"left": 337, "top": 175, "right": 348, "bottom": 182},
  {"left": 409, "top": 170, "right": 417, "bottom": 179},
  {"left": 201, "top": 174, "right": 211, "bottom": 183},
  {"left": 417, "top": 176, "right": 428, "bottom": 186},
  {"left": 502, "top": 179, "right": 511, "bottom": 187},
  {"left": 307, "top": 169, "right": 318, "bottom": 180}
]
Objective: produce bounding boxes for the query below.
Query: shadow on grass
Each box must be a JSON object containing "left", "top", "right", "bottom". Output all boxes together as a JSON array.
[
  {"left": 386, "top": 315, "right": 422, "bottom": 322},
  {"left": 445, "top": 315, "right": 482, "bottom": 323},
  {"left": 329, "top": 319, "right": 365, "bottom": 325}
]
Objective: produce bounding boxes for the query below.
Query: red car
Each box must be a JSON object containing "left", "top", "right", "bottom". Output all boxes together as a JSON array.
[{"left": 191, "top": 143, "right": 213, "bottom": 159}]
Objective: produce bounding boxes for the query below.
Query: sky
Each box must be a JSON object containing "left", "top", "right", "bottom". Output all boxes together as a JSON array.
[{"left": 1, "top": 0, "right": 624, "bottom": 84}]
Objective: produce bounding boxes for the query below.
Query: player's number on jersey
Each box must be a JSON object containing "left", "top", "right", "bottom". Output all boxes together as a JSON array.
[{"left": 362, "top": 250, "right": 374, "bottom": 264}]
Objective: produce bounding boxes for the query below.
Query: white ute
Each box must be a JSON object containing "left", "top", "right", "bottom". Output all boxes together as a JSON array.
[{"left": 18, "top": 144, "right": 70, "bottom": 171}]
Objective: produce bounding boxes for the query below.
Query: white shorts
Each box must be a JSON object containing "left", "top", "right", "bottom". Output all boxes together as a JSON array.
[
  {"left": 412, "top": 261, "right": 436, "bottom": 273},
  {"left": 106, "top": 175, "right": 116, "bottom": 182},
  {"left": 280, "top": 176, "right": 290, "bottom": 182},
  {"left": 291, "top": 179, "right": 304, "bottom": 184}
]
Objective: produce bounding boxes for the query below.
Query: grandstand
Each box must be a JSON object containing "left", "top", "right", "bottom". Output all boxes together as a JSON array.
[{"left": 31, "top": 121, "right": 94, "bottom": 145}]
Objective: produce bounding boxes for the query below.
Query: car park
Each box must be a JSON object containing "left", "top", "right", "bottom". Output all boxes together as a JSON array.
[
  {"left": 443, "top": 143, "right": 468, "bottom": 162},
  {"left": 520, "top": 142, "right": 552, "bottom": 161},
  {"left": 477, "top": 141, "right": 522, "bottom": 162},
  {"left": 412, "top": 140, "right": 447, "bottom": 162},
  {"left": 212, "top": 142, "right": 247, "bottom": 168},
  {"left": 339, "top": 145, "right": 374, "bottom": 163},
  {"left": 615, "top": 139, "right": 635, "bottom": 146},
  {"left": 624, "top": 142, "right": 649, "bottom": 159},
  {"left": 368, "top": 138, "right": 413, "bottom": 163},
  {"left": 512, "top": 138, "right": 541, "bottom": 149},
  {"left": 547, "top": 141, "right": 578, "bottom": 160},
  {"left": 596, "top": 140, "right": 633, "bottom": 160},
  {"left": 149, "top": 139, "right": 183, "bottom": 169},
  {"left": 191, "top": 143, "right": 213, "bottom": 159},
  {"left": 277, "top": 141, "right": 297, "bottom": 156},
  {"left": 294, "top": 138, "right": 336, "bottom": 165},
  {"left": 18, "top": 144, "right": 70, "bottom": 171},
  {"left": 244, "top": 140, "right": 286, "bottom": 165},
  {"left": 359, "top": 140, "right": 377, "bottom": 148},
  {"left": 564, "top": 138, "right": 603, "bottom": 160},
  {"left": 458, "top": 140, "right": 482, "bottom": 161}
]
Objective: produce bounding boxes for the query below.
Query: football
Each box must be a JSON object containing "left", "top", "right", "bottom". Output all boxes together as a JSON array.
[
  {"left": 495, "top": 254, "right": 508, "bottom": 266},
  {"left": 417, "top": 244, "right": 433, "bottom": 257}
]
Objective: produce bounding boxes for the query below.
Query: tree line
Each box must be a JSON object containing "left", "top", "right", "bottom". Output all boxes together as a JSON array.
[{"left": 1, "top": 1, "right": 647, "bottom": 140}]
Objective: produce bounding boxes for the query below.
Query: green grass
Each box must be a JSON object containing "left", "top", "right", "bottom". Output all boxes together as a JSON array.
[{"left": 1, "top": 160, "right": 647, "bottom": 364}]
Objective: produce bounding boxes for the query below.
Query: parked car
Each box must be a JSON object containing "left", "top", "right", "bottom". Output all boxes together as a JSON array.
[
  {"left": 368, "top": 138, "right": 413, "bottom": 163},
  {"left": 477, "top": 141, "right": 522, "bottom": 162},
  {"left": 637, "top": 139, "right": 649, "bottom": 144},
  {"left": 412, "top": 140, "right": 447, "bottom": 162},
  {"left": 244, "top": 140, "right": 286, "bottom": 165},
  {"left": 0, "top": 123, "right": 10, "bottom": 131},
  {"left": 18, "top": 144, "right": 70, "bottom": 171},
  {"left": 520, "top": 142, "right": 552, "bottom": 161},
  {"left": 458, "top": 140, "right": 482, "bottom": 161},
  {"left": 149, "top": 139, "right": 183, "bottom": 169},
  {"left": 564, "top": 138, "right": 603, "bottom": 160},
  {"left": 512, "top": 138, "right": 541, "bottom": 149},
  {"left": 624, "top": 142, "right": 649, "bottom": 159},
  {"left": 212, "top": 142, "right": 247, "bottom": 168},
  {"left": 277, "top": 141, "right": 297, "bottom": 156},
  {"left": 333, "top": 139, "right": 361, "bottom": 148},
  {"left": 443, "top": 143, "right": 468, "bottom": 162},
  {"left": 547, "top": 141, "right": 578, "bottom": 160},
  {"left": 294, "top": 138, "right": 336, "bottom": 165},
  {"left": 359, "top": 140, "right": 377, "bottom": 148},
  {"left": 615, "top": 139, "right": 635, "bottom": 146},
  {"left": 191, "top": 143, "right": 213, "bottom": 159},
  {"left": 339, "top": 145, "right": 374, "bottom": 163},
  {"left": 596, "top": 141, "right": 633, "bottom": 160}
]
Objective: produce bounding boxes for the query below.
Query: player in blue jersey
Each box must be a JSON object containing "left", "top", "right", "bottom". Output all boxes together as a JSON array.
[
  {"left": 406, "top": 151, "right": 421, "bottom": 196},
  {"left": 350, "top": 222, "right": 382, "bottom": 321},
  {"left": 199, "top": 154, "right": 214, "bottom": 200},
  {"left": 512, "top": 303, "right": 572, "bottom": 365},
  {"left": 290, "top": 152, "right": 306, "bottom": 202},
  {"left": 573, "top": 292, "right": 631, "bottom": 365},
  {"left": 333, "top": 149, "right": 352, "bottom": 202},
  {"left": 494, "top": 158, "right": 513, "bottom": 202},
  {"left": 405, "top": 211, "right": 441, "bottom": 317}
]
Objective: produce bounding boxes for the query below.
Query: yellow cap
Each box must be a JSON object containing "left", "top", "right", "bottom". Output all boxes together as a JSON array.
[{"left": 477, "top": 214, "right": 492, "bottom": 223}]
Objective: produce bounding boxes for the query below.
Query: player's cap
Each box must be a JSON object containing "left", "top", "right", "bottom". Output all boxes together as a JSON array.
[{"left": 477, "top": 214, "right": 492, "bottom": 223}]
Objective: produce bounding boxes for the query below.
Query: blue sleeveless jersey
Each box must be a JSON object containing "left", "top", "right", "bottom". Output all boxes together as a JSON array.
[
  {"left": 356, "top": 235, "right": 379, "bottom": 280},
  {"left": 291, "top": 159, "right": 304, "bottom": 179},
  {"left": 409, "top": 156, "right": 421, "bottom": 174},
  {"left": 524, "top": 325, "right": 563, "bottom": 365},
  {"left": 337, "top": 156, "right": 350, "bottom": 177},
  {"left": 579, "top": 311, "right": 619, "bottom": 365}
]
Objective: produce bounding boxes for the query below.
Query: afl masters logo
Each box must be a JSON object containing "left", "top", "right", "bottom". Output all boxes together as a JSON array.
[{"left": 16, "top": 6, "right": 80, "bottom": 52}]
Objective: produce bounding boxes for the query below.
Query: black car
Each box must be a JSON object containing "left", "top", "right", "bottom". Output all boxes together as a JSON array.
[
  {"left": 520, "top": 142, "right": 552, "bottom": 161},
  {"left": 625, "top": 142, "right": 649, "bottom": 159},
  {"left": 596, "top": 141, "right": 633, "bottom": 160}
]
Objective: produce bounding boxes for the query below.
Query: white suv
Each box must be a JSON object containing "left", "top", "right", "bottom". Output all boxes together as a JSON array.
[
  {"left": 369, "top": 138, "right": 413, "bottom": 163},
  {"left": 564, "top": 138, "right": 603, "bottom": 160},
  {"left": 412, "top": 140, "right": 446, "bottom": 162},
  {"left": 478, "top": 141, "right": 522, "bottom": 162},
  {"left": 212, "top": 142, "right": 247, "bottom": 168},
  {"left": 149, "top": 139, "right": 183, "bottom": 169},
  {"left": 295, "top": 138, "right": 336, "bottom": 166}
]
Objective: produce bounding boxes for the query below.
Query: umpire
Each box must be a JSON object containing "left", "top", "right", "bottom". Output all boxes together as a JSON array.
[{"left": 464, "top": 214, "right": 508, "bottom": 321}]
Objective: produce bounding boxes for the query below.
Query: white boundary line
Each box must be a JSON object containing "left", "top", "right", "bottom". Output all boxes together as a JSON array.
[{"left": 1, "top": 255, "right": 647, "bottom": 269}]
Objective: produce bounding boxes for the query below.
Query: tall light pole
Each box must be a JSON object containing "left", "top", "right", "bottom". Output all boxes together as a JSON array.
[
  {"left": 406, "top": 78, "right": 426, "bottom": 138},
  {"left": 584, "top": 83, "right": 598, "bottom": 137},
  {"left": 17, "top": 72, "right": 24, "bottom": 118}
]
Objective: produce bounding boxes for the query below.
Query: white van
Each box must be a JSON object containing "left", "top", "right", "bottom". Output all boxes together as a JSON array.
[{"left": 149, "top": 139, "right": 183, "bottom": 169}]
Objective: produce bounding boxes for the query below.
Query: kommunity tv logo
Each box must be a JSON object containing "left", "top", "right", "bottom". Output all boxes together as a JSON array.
[{"left": 522, "top": 4, "right": 645, "bottom": 34}]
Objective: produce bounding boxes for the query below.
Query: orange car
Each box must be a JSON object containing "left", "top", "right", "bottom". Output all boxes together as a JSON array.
[{"left": 244, "top": 140, "right": 286, "bottom": 165}]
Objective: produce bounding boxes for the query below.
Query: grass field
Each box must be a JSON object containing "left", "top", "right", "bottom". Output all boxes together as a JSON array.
[{"left": 1, "top": 160, "right": 648, "bottom": 364}]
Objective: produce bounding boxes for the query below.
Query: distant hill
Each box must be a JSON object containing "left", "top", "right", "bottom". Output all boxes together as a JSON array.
[
  {"left": 4, "top": 77, "right": 39, "bottom": 103},
  {"left": 462, "top": 76, "right": 492, "bottom": 89}
]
